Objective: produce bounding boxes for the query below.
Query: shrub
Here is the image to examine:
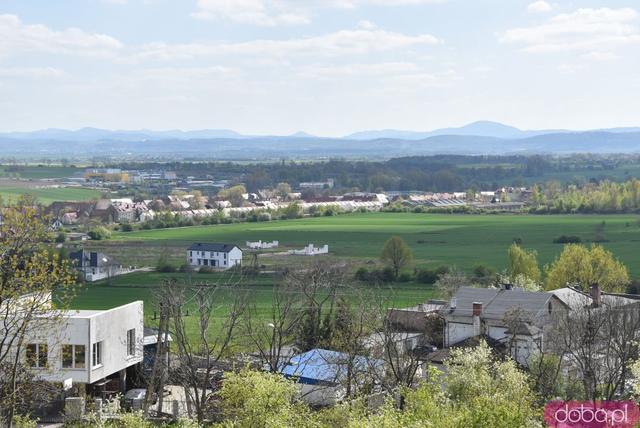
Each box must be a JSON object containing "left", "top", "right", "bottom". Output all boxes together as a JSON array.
[
  {"left": 354, "top": 267, "right": 369, "bottom": 282},
  {"left": 88, "top": 226, "right": 111, "bottom": 240},
  {"left": 416, "top": 269, "right": 438, "bottom": 284},
  {"left": 120, "top": 223, "right": 133, "bottom": 232},
  {"left": 55, "top": 232, "right": 66, "bottom": 243},
  {"left": 398, "top": 272, "right": 413, "bottom": 282}
]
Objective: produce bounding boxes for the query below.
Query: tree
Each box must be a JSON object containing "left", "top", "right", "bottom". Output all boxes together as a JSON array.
[
  {"left": 217, "top": 369, "right": 310, "bottom": 427},
  {"left": 218, "top": 185, "right": 246, "bottom": 207},
  {"left": 545, "top": 244, "right": 630, "bottom": 292},
  {"left": 549, "top": 302, "right": 640, "bottom": 400},
  {"left": 381, "top": 236, "right": 413, "bottom": 279},
  {"left": 0, "top": 198, "right": 76, "bottom": 426},
  {"left": 190, "top": 190, "right": 206, "bottom": 209},
  {"left": 507, "top": 244, "right": 541, "bottom": 282},
  {"left": 435, "top": 268, "right": 469, "bottom": 300},
  {"left": 159, "top": 279, "right": 246, "bottom": 424},
  {"left": 275, "top": 182, "right": 292, "bottom": 200}
]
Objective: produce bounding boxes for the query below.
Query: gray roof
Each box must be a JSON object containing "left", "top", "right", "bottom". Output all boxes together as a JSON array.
[
  {"left": 188, "top": 243, "right": 239, "bottom": 253},
  {"left": 441, "top": 286, "right": 561, "bottom": 320}
]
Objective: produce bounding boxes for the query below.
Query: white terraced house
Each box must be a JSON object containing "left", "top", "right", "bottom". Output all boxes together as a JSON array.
[{"left": 187, "top": 243, "right": 242, "bottom": 270}]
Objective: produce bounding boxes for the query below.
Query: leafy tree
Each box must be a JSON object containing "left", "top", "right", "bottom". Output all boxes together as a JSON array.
[
  {"left": 381, "top": 236, "right": 413, "bottom": 278},
  {"left": 544, "top": 244, "right": 630, "bottom": 292},
  {"left": 87, "top": 225, "right": 111, "bottom": 240},
  {"left": 508, "top": 243, "right": 541, "bottom": 282},
  {"left": 218, "top": 369, "right": 310, "bottom": 427},
  {"left": 275, "top": 182, "right": 292, "bottom": 199},
  {"left": 218, "top": 185, "right": 246, "bottom": 207}
]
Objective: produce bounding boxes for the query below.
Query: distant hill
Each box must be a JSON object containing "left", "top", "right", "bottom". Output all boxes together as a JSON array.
[
  {"left": 345, "top": 120, "right": 569, "bottom": 140},
  {"left": 1, "top": 122, "right": 639, "bottom": 159}
]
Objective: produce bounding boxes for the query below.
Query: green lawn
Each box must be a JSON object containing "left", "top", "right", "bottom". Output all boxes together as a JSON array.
[{"left": 0, "top": 186, "right": 101, "bottom": 204}]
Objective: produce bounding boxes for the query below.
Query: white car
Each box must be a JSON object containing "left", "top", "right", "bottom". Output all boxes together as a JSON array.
[{"left": 123, "top": 388, "right": 157, "bottom": 410}]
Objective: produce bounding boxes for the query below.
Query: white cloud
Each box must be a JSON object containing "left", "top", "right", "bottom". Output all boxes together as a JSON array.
[
  {"left": 0, "top": 14, "right": 123, "bottom": 58},
  {"left": 357, "top": 20, "right": 376, "bottom": 30},
  {"left": 581, "top": 51, "right": 619, "bottom": 61},
  {"left": 191, "top": 0, "right": 445, "bottom": 25},
  {"left": 191, "top": 0, "right": 310, "bottom": 26},
  {"left": 0, "top": 66, "right": 66, "bottom": 78},
  {"left": 527, "top": 1, "right": 553, "bottom": 14},
  {"left": 501, "top": 8, "right": 640, "bottom": 53},
  {"left": 298, "top": 62, "right": 420, "bottom": 78},
  {"left": 132, "top": 29, "right": 441, "bottom": 61}
]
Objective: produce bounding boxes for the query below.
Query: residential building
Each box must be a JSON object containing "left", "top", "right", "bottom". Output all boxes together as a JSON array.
[
  {"left": 439, "top": 286, "right": 569, "bottom": 366},
  {"left": 187, "top": 243, "right": 242, "bottom": 270},
  {"left": 15, "top": 295, "right": 144, "bottom": 394},
  {"left": 278, "top": 348, "right": 383, "bottom": 406},
  {"left": 70, "top": 249, "right": 133, "bottom": 282}
]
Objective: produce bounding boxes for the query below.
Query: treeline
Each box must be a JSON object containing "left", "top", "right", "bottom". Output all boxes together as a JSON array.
[
  {"left": 531, "top": 179, "right": 640, "bottom": 213},
  {"left": 107, "top": 154, "right": 631, "bottom": 194}
]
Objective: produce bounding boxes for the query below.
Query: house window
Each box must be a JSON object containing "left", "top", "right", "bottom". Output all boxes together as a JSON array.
[
  {"left": 26, "top": 343, "right": 48, "bottom": 368},
  {"left": 127, "top": 329, "right": 136, "bottom": 356},
  {"left": 63, "top": 345, "right": 86, "bottom": 369},
  {"left": 92, "top": 341, "right": 103, "bottom": 367}
]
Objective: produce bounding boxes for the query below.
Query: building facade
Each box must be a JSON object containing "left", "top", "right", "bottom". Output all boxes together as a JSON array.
[{"left": 187, "top": 243, "right": 242, "bottom": 270}]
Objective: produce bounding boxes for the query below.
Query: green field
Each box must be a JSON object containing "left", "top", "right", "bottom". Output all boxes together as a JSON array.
[
  {"left": 0, "top": 186, "right": 101, "bottom": 204},
  {"left": 113, "top": 212, "right": 640, "bottom": 275},
  {"left": 70, "top": 212, "right": 640, "bottom": 339},
  {"left": 0, "top": 165, "right": 82, "bottom": 179}
]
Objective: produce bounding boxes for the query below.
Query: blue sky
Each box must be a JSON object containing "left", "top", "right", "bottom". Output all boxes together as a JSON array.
[{"left": 0, "top": 0, "right": 639, "bottom": 136}]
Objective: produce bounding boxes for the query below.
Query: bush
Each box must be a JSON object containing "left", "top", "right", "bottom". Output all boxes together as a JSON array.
[
  {"left": 88, "top": 226, "right": 111, "bottom": 240},
  {"left": 156, "top": 263, "right": 176, "bottom": 273},
  {"left": 55, "top": 232, "right": 66, "bottom": 243},
  {"left": 354, "top": 267, "right": 369, "bottom": 282},
  {"left": 472, "top": 263, "right": 496, "bottom": 279},
  {"left": 398, "top": 272, "right": 413, "bottom": 282},
  {"left": 120, "top": 223, "right": 133, "bottom": 232},
  {"left": 416, "top": 265, "right": 451, "bottom": 284},
  {"left": 553, "top": 235, "right": 582, "bottom": 244}
]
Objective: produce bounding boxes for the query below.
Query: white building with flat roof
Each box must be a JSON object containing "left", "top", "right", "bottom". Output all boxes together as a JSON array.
[{"left": 22, "top": 300, "right": 144, "bottom": 391}]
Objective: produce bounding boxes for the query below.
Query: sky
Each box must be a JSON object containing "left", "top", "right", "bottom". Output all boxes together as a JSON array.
[{"left": 0, "top": 0, "right": 639, "bottom": 136}]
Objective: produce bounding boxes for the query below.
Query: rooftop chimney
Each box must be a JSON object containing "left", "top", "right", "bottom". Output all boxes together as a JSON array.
[
  {"left": 590, "top": 283, "right": 602, "bottom": 308},
  {"left": 472, "top": 301, "right": 483, "bottom": 316},
  {"left": 472, "top": 301, "right": 482, "bottom": 336}
]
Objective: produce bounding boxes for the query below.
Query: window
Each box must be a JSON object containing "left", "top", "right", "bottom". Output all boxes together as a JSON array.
[
  {"left": 63, "top": 345, "right": 86, "bottom": 369},
  {"left": 26, "top": 343, "right": 48, "bottom": 368},
  {"left": 127, "top": 329, "right": 136, "bottom": 356},
  {"left": 92, "top": 341, "right": 103, "bottom": 367}
]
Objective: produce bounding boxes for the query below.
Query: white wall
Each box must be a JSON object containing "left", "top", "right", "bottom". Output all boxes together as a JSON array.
[
  {"left": 445, "top": 321, "right": 475, "bottom": 346},
  {"left": 25, "top": 301, "right": 144, "bottom": 385}
]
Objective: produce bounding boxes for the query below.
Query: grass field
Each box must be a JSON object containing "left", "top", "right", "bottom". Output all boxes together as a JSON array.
[
  {"left": 112, "top": 212, "right": 640, "bottom": 276},
  {"left": 70, "top": 212, "right": 640, "bottom": 339},
  {"left": 0, "top": 186, "right": 102, "bottom": 204},
  {"left": 0, "top": 165, "right": 81, "bottom": 179}
]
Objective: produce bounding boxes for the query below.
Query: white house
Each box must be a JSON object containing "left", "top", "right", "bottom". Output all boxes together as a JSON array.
[
  {"left": 70, "top": 249, "right": 134, "bottom": 282},
  {"left": 187, "top": 243, "right": 242, "bottom": 270},
  {"left": 439, "top": 286, "right": 569, "bottom": 366},
  {"left": 15, "top": 296, "right": 144, "bottom": 393}
]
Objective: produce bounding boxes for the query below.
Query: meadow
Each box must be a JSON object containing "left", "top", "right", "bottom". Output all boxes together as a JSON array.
[
  {"left": 71, "top": 212, "right": 640, "bottom": 338},
  {"left": 0, "top": 186, "right": 102, "bottom": 205},
  {"left": 111, "top": 212, "right": 640, "bottom": 275}
]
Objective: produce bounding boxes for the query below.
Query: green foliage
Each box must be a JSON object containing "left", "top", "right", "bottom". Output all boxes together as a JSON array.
[
  {"left": 55, "top": 231, "right": 67, "bottom": 243},
  {"left": 217, "top": 369, "right": 310, "bottom": 428},
  {"left": 120, "top": 223, "right": 133, "bottom": 232},
  {"left": 88, "top": 226, "right": 111, "bottom": 240},
  {"left": 508, "top": 243, "right": 541, "bottom": 282},
  {"left": 381, "top": 236, "right": 413, "bottom": 278},
  {"left": 12, "top": 415, "right": 37, "bottom": 428},
  {"left": 545, "top": 243, "right": 630, "bottom": 292}
]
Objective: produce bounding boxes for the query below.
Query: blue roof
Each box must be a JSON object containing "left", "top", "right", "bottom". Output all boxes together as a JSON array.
[{"left": 279, "top": 348, "right": 383, "bottom": 385}]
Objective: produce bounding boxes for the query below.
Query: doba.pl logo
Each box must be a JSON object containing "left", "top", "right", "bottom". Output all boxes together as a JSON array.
[{"left": 544, "top": 401, "right": 640, "bottom": 427}]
